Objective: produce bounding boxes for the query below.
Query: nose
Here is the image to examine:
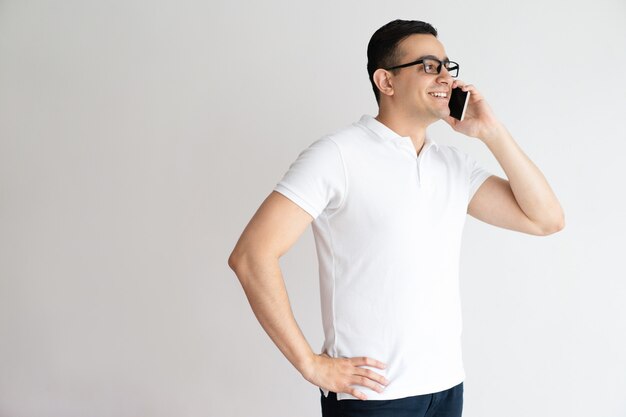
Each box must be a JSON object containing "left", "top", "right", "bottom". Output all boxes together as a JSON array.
[{"left": 437, "top": 66, "right": 453, "bottom": 85}]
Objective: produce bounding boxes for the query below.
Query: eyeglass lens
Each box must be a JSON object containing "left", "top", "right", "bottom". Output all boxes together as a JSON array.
[{"left": 423, "top": 59, "right": 458, "bottom": 77}]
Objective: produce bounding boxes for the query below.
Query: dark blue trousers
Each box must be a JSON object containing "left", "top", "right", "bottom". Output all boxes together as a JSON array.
[{"left": 320, "top": 382, "right": 463, "bottom": 417}]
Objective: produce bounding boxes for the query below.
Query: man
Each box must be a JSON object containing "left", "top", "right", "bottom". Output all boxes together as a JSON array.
[{"left": 228, "top": 19, "right": 564, "bottom": 417}]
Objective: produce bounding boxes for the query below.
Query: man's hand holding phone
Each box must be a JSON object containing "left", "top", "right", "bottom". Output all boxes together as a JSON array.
[{"left": 444, "top": 80, "right": 505, "bottom": 144}]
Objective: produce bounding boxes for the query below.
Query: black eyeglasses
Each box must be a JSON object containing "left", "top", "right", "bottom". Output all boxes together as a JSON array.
[{"left": 385, "top": 57, "right": 459, "bottom": 78}]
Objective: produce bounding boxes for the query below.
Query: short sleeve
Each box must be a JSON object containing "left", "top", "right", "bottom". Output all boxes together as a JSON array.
[
  {"left": 273, "top": 137, "right": 346, "bottom": 220},
  {"left": 467, "top": 153, "right": 492, "bottom": 204}
]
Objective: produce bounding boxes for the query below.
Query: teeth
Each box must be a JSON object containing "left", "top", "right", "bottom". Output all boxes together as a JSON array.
[{"left": 429, "top": 92, "right": 447, "bottom": 98}]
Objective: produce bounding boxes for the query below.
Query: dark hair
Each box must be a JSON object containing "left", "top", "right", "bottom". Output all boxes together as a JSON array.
[{"left": 367, "top": 20, "right": 438, "bottom": 105}]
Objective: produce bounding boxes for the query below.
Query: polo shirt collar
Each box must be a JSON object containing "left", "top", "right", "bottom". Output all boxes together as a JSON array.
[{"left": 357, "top": 114, "right": 439, "bottom": 152}]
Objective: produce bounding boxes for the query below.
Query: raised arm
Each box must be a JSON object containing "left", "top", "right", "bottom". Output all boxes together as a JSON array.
[
  {"left": 228, "top": 191, "right": 389, "bottom": 400},
  {"left": 445, "top": 81, "right": 565, "bottom": 236}
]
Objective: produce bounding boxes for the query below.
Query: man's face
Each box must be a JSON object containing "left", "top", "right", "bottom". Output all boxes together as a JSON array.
[{"left": 389, "top": 34, "right": 454, "bottom": 122}]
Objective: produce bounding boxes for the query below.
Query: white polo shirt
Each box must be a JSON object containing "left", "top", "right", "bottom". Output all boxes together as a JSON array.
[{"left": 274, "top": 114, "right": 492, "bottom": 401}]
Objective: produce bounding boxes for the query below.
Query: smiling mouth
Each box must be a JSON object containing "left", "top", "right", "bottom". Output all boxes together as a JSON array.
[{"left": 428, "top": 92, "right": 448, "bottom": 98}]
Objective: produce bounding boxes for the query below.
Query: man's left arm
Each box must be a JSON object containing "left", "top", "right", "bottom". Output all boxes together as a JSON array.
[{"left": 445, "top": 82, "right": 565, "bottom": 236}]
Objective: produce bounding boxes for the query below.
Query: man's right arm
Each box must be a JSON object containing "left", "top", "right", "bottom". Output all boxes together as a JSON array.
[{"left": 228, "top": 191, "right": 389, "bottom": 400}]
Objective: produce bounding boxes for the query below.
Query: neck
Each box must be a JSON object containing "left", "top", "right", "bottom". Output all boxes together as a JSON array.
[{"left": 374, "top": 107, "right": 431, "bottom": 155}]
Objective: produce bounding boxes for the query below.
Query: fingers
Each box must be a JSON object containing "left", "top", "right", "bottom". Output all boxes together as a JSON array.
[
  {"left": 350, "top": 356, "right": 387, "bottom": 370},
  {"left": 312, "top": 354, "right": 390, "bottom": 400},
  {"left": 347, "top": 356, "right": 390, "bottom": 397},
  {"left": 349, "top": 388, "right": 368, "bottom": 401},
  {"left": 353, "top": 366, "right": 390, "bottom": 387},
  {"left": 452, "top": 79, "right": 470, "bottom": 90},
  {"left": 452, "top": 79, "right": 472, "bottom": 90},
  {"left": 452, "top": 80, "right": 476, "bottom": 91},
  {"left": 342, "top": 372, "right": 387, "bottom": 400},
  {"left": 452, "top": 80, "right": 483, "bottom": 101},
  {"left": 350, "top": 371, "right": 388, "bottom": 395}
]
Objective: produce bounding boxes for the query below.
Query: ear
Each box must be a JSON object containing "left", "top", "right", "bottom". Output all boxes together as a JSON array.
[{"left": 373, "top": 68, "right": 394, "bottom": 98}]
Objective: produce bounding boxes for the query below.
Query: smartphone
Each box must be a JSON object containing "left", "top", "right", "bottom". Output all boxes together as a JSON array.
[{"left": 448, "top": 87, "right": 470, "bottom": 121}]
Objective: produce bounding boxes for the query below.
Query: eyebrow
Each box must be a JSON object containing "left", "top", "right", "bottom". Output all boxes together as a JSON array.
[{"left": 417, "top": 54, "right": 450, "bottom": 62}]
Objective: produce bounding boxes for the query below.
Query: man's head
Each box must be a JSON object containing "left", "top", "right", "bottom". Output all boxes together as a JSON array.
[{"left": 367, "top": 20, "right": 457, "bottom": 123}]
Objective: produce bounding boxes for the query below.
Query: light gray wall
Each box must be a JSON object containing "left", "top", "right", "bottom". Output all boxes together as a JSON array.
[{"left": 1, "top": 1, "right": 625, "bottom": 416}]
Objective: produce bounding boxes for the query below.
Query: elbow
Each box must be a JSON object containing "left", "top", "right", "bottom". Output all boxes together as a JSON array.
[
  {"left": 228, "top": 249, "right": 252, "bottom": 288},
  {"left": 228, "top": 251, "right": 239, "bottom": 272},
  {"left": 228, "top": 246, "right": 276, "bottom": 280},
  {"left": 539, "top": 213, "right": 566, "bottom": 236},
  {"left": 228, "top": 247, "right": 246, "bottom": 276},
  {"left": 228, "top": 239, "right": 247, "bottom": 274}
]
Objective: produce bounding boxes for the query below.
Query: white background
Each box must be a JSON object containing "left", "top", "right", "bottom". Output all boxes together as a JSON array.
[{"left": 1, "top": 1, "right": 625, "bottom": 416}]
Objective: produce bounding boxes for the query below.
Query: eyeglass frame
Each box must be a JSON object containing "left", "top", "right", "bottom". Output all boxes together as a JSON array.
[{"left": 384, "top": 55, "right": 459, "bottom": 77}]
